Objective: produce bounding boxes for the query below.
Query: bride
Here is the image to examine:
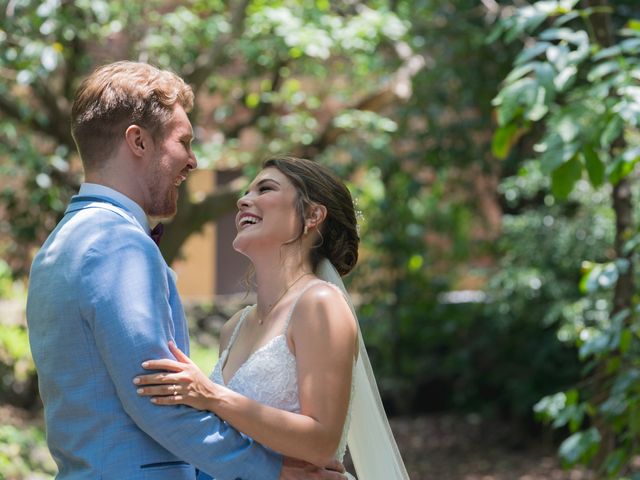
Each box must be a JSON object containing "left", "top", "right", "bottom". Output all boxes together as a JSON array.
[{"left": 135, "top": 156, "right": 409, "bottom": 479}]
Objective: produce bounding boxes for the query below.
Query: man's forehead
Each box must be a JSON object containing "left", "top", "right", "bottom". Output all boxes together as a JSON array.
[{"left": 169, "top": 104, "right": 193, "bottom": 134}]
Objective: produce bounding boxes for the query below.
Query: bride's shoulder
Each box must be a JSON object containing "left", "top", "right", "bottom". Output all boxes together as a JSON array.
[
  {"left": 290, "top": 281, "right": 357, "bottom": 352},
  {"left": 302, "top": 280, "right": 345, "bottom": 302},
  {"left": 293, "top": 281, "right": 355, "bottom": 329}
]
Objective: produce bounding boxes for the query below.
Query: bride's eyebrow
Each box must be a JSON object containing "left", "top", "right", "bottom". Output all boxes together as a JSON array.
[
  {"left": 244, "top": 178, "right": 281, "bottom": 195},
  {"left": 256, "top": 178, "right": 280, "bottom": 188}
]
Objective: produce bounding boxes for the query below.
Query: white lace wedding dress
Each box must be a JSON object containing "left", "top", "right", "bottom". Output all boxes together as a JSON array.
[
  {"left": 210, "top": 259, "right": 410, "bottom": 480},
  {"left": 210, "top": 280, "right": 356, "bottom": 472}
]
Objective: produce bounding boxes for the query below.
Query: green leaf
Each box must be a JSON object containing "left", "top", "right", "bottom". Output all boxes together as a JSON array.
[
  {"left": 593, "top": 45, "right": 622, "bottom": 61},
  {"left": 554, "top": 65, "right": 577, "bottom": 91},
  {"left": 600, "top": 115, "right": 623, "bottom": 149},
  {"left": 534, "top": 61, "right": 555, "bottom": 92},
  {"left": 539, "top": 135, "right": 579, "bottom": 173},
  {"left": 534, "top": 392, "right": 568, "bottom": 420},
  {"left": 625, "top": 19, "right": 640, "bottom": 34},
  {"left": 492, "top": 124, "right": 519, "bottom": 159},
  {"left": 620, "top": 38, "right": 640, "bottom": 55},
  {"left": 551, "top": 154, "right": 582, "bottom": 199},
  {"left": 559, "top": 428, "right": 601, "bottom": 466},
  {"left": 540, "top": 28, "right": 588, "bottom": 46},
  {"left": 494, "top": 77, "right": 538, "bottom": 125},
  {"left": 579, "top": 262, "right": 601, "bottom": 294},
  {"left": 582, "top": 146, "right": 604, "bottom": 187},
  {"left": 486, "top": 23, "right": 505, "bottom": 44},
  {"left": 553, "top": 11, "right": 580, "bottom": 27},
  {"left": 588, "top": 60, "right": 621, "bottom": 82},
  {"left": 604, "top": 448, "right": 627, "bottom": 476},
  {"left": 515, "top": 42, "right": 552, "bottom": 65},
  {"left": 525, "top": 85, "right": 550, "bottom": 121},
  {"left": 579, "top": 330, "right": 611, "bottom": 360},
  {"left": 546, "top": 44, "right": 570, "bottom": 70},
  {"left": 505, "top": 63, "right": 536, "bottom": 83},
  {"left": 607, "top": 147, "right": 640, "bottom": 184}
]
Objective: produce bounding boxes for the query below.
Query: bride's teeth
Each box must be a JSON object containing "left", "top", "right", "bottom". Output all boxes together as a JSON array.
[{"left": 241, "top": 217, "right": 259, "bottom": 226}]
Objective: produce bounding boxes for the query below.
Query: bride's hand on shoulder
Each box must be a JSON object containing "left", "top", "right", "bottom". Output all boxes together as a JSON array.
[{"left": 134, "top": 341, "right": 219, "bottom": 411}]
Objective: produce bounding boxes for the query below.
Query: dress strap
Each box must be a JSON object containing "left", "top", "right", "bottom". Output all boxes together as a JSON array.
[
  {"left": 224, "top": 306, "right": 253, "bottom": 355},
  {"left": 283, "top": 280, "right": 328, "bottom": 334}
]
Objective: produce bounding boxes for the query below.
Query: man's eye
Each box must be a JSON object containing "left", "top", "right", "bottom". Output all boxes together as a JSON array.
[{"left": 259, "top": 186, "right": 272, "bottom": 193}]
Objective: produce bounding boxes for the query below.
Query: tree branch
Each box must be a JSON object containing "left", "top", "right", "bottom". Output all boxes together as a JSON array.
[
  {"left": 161, "top": 185, "right": 240, "bottom": 264},
  {"left": 0, "top": 93, "right": 69, "bottom": 147},
  {"left": 32, "top": 78, "right": 74, "bottom": 145}
]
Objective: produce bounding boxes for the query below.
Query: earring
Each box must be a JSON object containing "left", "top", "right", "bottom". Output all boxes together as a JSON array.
[{"left": 303, "top": 225, "right": 309, "bottom": 236}]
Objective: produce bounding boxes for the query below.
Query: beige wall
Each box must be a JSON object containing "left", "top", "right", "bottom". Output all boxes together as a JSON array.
[{"left": 171, "top": 169, "right": 216, "bottom": 302}]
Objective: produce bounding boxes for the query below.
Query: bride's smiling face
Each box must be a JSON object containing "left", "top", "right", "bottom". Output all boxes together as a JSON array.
[{"left": 233, "top": 167, "right": 302, "bottom": 256}]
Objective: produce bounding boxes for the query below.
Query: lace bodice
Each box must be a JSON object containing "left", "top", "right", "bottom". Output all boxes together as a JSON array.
[
  {"left": 210, "top": 281, "right": 354, "bottom": 461},
  {"left": 211, "top": 311, "right": 300, "bottom": 412}
]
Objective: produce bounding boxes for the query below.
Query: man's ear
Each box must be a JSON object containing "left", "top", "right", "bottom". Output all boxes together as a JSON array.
[
  {"left": 124, "top": 125, "right": 150, "bottom": 158},
  {"left": 306, "top": 204, "right": 328, "bottom": 230}
]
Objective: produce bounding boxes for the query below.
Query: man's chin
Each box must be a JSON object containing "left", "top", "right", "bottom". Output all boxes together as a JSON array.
[{"left": 148, "top": 203, "right": 177, "bottom": 219}]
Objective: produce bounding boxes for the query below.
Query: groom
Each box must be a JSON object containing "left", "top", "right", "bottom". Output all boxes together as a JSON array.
[{"left": 26, "top": 61, "right": 343, "bottom": 479}]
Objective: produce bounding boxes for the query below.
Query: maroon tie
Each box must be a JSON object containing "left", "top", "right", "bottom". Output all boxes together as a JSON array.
[{"left": 150, "top": 223, "right": 164, "bottom": 246}]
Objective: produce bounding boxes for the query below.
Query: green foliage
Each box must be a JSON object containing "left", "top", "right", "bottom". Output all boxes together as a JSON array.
[
  {"left": 0, "top": 260, "right": 14, "bottom": 299},
  {"left": 0, "top": 0, "right": 410, "bottom": 271},
  {"left": 476, "top": 163, "right": 611, "bottom": 418},
  {"left": 342, "top": 0, "right": 582, "bottom": 421},
  {"left": 493, "top": 1, "right": 640, "bottom": 476},
  {"left": 0, "top": 424, "right": 56, "bottom": 479},
  {"left": 0, "top": 323, "right": 38, "bottom": 409},
  {"left": 492, "top": 1, "right": 640, "bottom": 197}
]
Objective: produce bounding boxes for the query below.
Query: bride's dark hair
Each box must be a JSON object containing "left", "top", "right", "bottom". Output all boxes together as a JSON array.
[{"left": 263, "top": 156, "right": 359, "bottom": 276}]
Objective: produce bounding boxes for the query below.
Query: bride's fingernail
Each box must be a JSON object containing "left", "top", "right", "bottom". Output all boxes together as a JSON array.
[
  {"left": 133, "top": 377, "right": 140, "bottom": 384},
  {"left": 141, "top": 362, "right": 149, "bottom": 368},
  {"left": 137, "top": 388, "right": 143, "bottom": 394}
]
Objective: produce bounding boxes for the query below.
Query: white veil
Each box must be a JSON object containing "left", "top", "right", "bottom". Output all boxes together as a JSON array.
[{"left": 316, "top": 258, "right": 410, "bottom": 480}]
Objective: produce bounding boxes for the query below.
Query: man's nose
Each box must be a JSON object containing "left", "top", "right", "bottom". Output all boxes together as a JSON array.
[{"left": 188, "top": 150, "right": 197, "bottom": 170}]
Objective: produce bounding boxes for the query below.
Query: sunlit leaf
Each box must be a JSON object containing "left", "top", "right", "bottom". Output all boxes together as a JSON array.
[
  {"left": 515, "top": 42, "right": 552, "bottom": 65},
  {"left": 593, "top": 45, "right": 622, "bottom": 61},
  {"left": 554, "top": 65, "right": 578, "bottom": 91},
  {"left": 558, "top": 428, "right": 601, "bottom": 466},
  {"left": 620, "top": 38, "right": 640, "bottom": 54},
  {"left": 588, "top": 60, "right": 621, "bottom": 82},
  {"left": 492, "top": 123, "right": 520, "bottom": 159}
]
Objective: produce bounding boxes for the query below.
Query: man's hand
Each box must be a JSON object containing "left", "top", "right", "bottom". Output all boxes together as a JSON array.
[{"left": 280, "top": 457, "right": 347, "bottom": 479}]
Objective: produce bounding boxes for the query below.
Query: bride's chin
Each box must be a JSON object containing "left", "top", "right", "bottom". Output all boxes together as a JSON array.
[{"left": 231, "top": 237, "right": 244, "bottom": 253}]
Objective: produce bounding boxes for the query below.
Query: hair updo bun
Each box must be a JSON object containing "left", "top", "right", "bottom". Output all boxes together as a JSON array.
[{"left": 262, "top": 156, "right": 359, "bottom": 276}]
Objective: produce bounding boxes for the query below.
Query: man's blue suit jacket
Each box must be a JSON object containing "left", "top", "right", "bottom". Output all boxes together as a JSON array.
[{"left": 26, "top": 191, "right": 282, "bottom": 479}]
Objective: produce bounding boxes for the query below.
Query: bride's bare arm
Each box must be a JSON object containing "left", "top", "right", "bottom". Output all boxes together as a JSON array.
[{"left": 134, "top": 285, "right": 358, "bottom": 467}]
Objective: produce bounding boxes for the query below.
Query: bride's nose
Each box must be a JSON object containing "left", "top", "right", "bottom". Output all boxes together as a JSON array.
[{"left": 237, "top": 193, "right": 251, "bottom": 209}]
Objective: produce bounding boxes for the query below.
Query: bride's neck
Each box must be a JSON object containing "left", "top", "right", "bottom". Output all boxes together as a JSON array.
[{"left": 253, "top": 257, "right": 313, "bottom": 315}]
